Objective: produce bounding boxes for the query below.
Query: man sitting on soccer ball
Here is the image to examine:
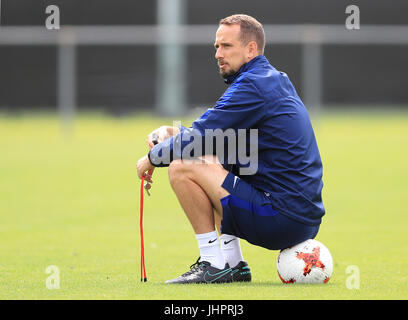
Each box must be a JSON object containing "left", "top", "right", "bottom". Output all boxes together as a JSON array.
[{"left": 137, "top": 14, "right": 325, "bottom": 284}]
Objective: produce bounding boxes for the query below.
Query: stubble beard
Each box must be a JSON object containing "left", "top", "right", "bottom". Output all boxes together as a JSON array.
[
  {"left": 218, "top": 60, "right": 237, "bottom": 79},
  {"left": 219, "top": 67, "right": 237, "bottom": 79}
]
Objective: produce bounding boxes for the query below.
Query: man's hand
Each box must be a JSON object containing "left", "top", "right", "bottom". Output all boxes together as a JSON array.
[
  {"left": 137, "top": 155, "right": 155, "bottom": 181},
  {"left": 146, "top": 126, "right": 181, "bottom": 150}
]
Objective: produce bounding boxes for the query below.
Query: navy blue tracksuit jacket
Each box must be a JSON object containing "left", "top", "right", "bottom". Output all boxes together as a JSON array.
[{"left": 149, "top": 55, "right": 325, "bottom": 226}]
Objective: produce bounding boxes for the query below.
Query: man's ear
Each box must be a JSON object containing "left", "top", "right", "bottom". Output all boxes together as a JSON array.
[{"left": 247, "top": 40, "right": 259, "bottom": 59}]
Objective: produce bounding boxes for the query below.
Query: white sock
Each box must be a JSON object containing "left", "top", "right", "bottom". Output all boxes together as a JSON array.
[
  {"left": 220, "top": 234, "right": 244, "bottom": 268},
  {"left": 195, "top": 231, "right": 225, "bottom": 269}
]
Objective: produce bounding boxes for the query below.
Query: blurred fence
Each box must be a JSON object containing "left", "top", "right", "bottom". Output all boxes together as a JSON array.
[{"left": 1, "top": 24, "right": 408, "bottom": 119}]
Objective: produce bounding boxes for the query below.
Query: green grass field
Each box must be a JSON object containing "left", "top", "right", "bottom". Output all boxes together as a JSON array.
[{"left": 0, "top": 110, "right": 407, "bottom": 300}]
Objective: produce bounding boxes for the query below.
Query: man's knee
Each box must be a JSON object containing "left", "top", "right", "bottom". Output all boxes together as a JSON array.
[
  {"left": 168, "top": 160, "right": 197, "bottom": 187},
  {"left": 168, "top": 157, "right": 221, "bottom": 185},
  {"left": 168, "top": 160, "right": 184, "bottom": 185}
]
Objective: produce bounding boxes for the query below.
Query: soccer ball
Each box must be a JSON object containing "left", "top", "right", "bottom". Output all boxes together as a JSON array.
[{"left": 277, "top": 239, "right": 333, "bottom": 284}]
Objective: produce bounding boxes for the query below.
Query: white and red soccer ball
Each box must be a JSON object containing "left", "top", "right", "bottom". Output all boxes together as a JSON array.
[{"left": 277, "top": 239, "right": 333, "bottom": 284}]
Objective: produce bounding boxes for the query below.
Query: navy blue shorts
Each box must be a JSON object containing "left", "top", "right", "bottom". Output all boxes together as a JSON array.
[{"left": 220, "top": 172, "right": 320, "bottom": 250}]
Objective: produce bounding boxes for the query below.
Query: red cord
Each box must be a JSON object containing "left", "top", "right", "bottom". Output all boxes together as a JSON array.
[{"left": 140, "top": 176, "right": 147, "bottom": 282}]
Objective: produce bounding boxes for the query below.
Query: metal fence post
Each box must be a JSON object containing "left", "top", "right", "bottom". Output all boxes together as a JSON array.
[
  {"left": 301, "top": 25, "right": 322, "bottom": 118},
  {"left": 156, "top": 0, "right": 187, "bottom": 118},
  {"left": 57, "top": 27, "right": 76, "bottom": 137}
]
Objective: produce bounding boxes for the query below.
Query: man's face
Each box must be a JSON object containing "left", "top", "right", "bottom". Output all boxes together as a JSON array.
[{"left": 214, "top": 24, "right": 249, "bottom": 79}]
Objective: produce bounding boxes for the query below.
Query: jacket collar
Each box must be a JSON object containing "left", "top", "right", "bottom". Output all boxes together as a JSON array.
[{"left": 224, "top": 55, "right": 267, "bottom": 84}]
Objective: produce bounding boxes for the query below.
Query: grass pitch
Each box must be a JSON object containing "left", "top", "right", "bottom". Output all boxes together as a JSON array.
[{"left": 0, "top": 110, "right": 407, "bottom": 299}]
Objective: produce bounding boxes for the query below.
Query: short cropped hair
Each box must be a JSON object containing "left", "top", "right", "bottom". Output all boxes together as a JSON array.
[{"left": 219, "top": 14, "right": 265, "bottom": 55}]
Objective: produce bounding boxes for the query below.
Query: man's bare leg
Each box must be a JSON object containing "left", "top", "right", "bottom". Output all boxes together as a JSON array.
[
  {"left": 168, "top": 155, "right": 244, "bottom": 270},
  {"left": 214, "top": 212, "right": 222, "bottom": 235},
  {"left": 168, "top": 156, "right": 229, "bottom": 270},
  {"left": 165, "top": 155, "right": 250, "bottom": 283},
  {"left": 168, "top": 156, "right": 229, "bottom": 234}
]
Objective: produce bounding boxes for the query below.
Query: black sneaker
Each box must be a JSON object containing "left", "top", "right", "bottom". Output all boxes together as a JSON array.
[
  {"left": 230, "top": 261, "right": 252, "bottom": 282},
  {"left": 165, "top": 257, "right": 233, "bottom": 284}
]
